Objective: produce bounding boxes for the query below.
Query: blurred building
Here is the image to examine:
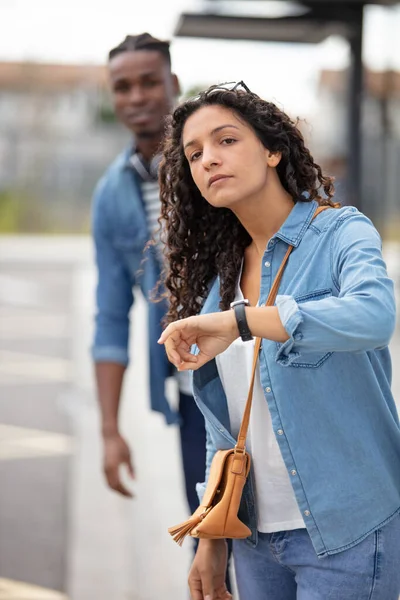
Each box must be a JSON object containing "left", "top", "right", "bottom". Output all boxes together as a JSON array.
[
  {"left": 309, "top": 68, "right": 400, "bottom": 227},
  {"left": 0, "top": 62, "right": 127, "bottom": 232},
  {"left": 1, "top": 59, "right": 399, "bottom": 234},
  {"left": 174, "top": 0, "right": 400, "bottom": 228}
]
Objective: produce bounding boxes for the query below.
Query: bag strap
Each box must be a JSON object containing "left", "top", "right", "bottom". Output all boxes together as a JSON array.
[{"left": 235, "top": 205, "right": 330, "bottom": 454}]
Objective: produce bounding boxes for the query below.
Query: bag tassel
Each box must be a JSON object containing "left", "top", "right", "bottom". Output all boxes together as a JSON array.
[{"left": 168, "top": 508, "right": 210, "bottom": 546}]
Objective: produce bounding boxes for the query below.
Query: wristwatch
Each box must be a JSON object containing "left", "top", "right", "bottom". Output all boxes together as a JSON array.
[{"left": 230, "top": 299, "right": 253, "bottom": 342}]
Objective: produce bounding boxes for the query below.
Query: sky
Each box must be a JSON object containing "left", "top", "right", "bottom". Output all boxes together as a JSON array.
[{"left": 0, "top": 0, "right": 399, "bottom": 116}]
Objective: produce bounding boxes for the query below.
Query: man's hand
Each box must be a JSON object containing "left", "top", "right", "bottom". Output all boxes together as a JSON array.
[
  {"left": 103, "top": 432, "right": 135, "bottom": 497},
  {"left": 189, "top": 539, "right": 232, "bottom": 600}
]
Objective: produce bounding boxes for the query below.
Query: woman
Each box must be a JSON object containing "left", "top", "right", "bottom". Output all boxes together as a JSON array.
[{"left": 157, "top": 82, "right": 400, "bottom": 600}]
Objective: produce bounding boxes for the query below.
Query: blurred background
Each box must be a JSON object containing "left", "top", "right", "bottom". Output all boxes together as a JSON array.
[{"left": 0, "top": 1, "right": 400, "bottom": 599}]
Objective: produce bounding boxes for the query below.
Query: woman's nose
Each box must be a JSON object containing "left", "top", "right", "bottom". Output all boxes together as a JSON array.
[{"left": 201, "top": 147, "right": 220, "bottom": 169}]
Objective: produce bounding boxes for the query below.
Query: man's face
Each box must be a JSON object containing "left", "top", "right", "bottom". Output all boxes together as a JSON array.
[{"left": 109, "top": 50, "right": 179, "bottom": 139}]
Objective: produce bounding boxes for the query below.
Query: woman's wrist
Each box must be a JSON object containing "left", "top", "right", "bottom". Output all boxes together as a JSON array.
[
  {"left": 223, "top": 309, "right": 240, "bottom": 341},
  {"left": 198, "top": 537, "right": 227, "bottom": 549}
]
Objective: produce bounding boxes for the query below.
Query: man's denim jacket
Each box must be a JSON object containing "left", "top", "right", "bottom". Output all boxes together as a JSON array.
[
  {"left": 91, "top": 148, "right": 179, "bottom": 424},
  {"left": 192, "top": 200, "right": 400, "bottom": 557}
]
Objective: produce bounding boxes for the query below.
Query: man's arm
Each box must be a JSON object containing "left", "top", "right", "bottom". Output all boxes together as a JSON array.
[
  {"left": 96, "top": 362, "right": 126, "bottom": 438},
  {"left": 91, "top": 184, "right": 135, "bottom": 497},
  {"left": 95, "top": 362, "right": 135, "bottom": 497}
]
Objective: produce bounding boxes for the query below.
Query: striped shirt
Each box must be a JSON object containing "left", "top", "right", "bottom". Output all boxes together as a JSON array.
[{"left": 141, "top": 180, "right": 163, "bottom": 248}]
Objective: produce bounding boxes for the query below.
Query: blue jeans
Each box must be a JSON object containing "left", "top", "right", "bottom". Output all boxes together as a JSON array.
[{"left": 233, "top": 515, "right": 400, "bottom": 599}]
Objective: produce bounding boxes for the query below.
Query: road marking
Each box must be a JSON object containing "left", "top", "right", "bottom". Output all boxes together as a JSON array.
[
  {"left": 0, "top": 313, "right": 70, "bottom": 339},
  {"left": 0, "top": 578, "right": 68, "bottom": 599},
  {"left": 0, "top": 424, "right": 73, "bottom": 461},
  {"left": 0, "top": 350, "right": 72, "bottom": 383}
]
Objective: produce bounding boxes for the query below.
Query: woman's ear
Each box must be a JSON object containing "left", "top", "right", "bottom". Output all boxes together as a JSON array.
[{"left": 266, "top": 151, "right": 282, "bottom": 168}]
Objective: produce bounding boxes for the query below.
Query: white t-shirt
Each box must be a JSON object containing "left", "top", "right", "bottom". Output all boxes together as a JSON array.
[{"left": 215, "top": 284, "right": 305, "bottom": 533}]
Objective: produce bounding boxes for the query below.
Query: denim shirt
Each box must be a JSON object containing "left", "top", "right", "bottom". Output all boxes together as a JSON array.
[
  {"left": 192, "top": 200, "right": 400, "bottom": 557},
  {"left": 91, "top": 147, "right": 179, "bottom": 425}
]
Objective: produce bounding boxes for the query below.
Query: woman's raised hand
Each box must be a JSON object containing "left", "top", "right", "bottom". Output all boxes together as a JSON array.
[{"left": 158, "top": 311, "right": 239, "bottom": 371}]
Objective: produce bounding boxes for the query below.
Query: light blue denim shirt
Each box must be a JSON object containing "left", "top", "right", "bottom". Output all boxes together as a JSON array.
[
  {"left": 192, "top": 200, "right": 400, "bottom": 557},
  {"left": 91, "top": 147, "right": 179, "bottom": 424}
]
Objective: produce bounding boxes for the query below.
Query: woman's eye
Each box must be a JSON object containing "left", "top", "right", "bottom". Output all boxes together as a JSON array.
[
  {"left": 190, "top": 151, "right": 202, "bottom": 162},
  {"left": 221, "top": 137, "right": 236, "bottom": 145}
]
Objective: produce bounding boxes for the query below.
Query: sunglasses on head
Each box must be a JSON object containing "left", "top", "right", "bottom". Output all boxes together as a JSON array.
[{"left": 189, "top": 80, "right": 252, "bottom": 101}]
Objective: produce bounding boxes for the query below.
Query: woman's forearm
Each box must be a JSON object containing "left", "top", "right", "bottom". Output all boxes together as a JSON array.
[{"left": 244, "top": 306, "right": 289, "bottom": 343}]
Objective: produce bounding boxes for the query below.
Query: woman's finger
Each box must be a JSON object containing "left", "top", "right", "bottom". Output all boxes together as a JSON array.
[
  {"left": 167, "top": 351, "right": 198, "bottom": 370},
  {"left": 176, "top": 346, "right": 198, "bottom": 364},
  {"left": 158, "top": 316, "right": 198, "bottom": 345},
  {"left": 177, "top": 361, "right": 198, "bottom": 371},
  {"left": 158, "top": 321, "right": 181, "bottom": 345},
  {"left": 166, "top": 347, "right": 184, "bottom": 368},
  {"left": 164, "top": 337, "right": 196, "bottom": 366},
  {"left": 216, "top": 587, "right": 232, "bottom": 599},
  {"left": 165, "top": 336, "right": 184, "bottom": 364},
  {"left": 176, "top": 350, "right": 214, "bottom": 371},
  {"left": 188, "top": 580, "right": 203, "bottom": 600}
]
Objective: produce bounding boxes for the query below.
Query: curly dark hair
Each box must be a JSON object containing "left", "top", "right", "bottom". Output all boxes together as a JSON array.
[{"left": 158, "top": 84, "right": 338, "bottom": 324}]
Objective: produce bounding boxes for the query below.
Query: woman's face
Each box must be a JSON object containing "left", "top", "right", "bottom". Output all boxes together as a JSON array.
[{"left": 182, "top": 104, "right": 277, "bottom": 210}]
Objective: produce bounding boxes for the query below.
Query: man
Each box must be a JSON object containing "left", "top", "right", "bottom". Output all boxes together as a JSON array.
[{"left": 91, "top": 33, "right": 206, "bottom": 518}]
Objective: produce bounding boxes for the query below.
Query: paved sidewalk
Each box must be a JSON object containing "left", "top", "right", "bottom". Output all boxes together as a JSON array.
[{"left": 0, "top": 236, "right": 192, "bottom": 600}]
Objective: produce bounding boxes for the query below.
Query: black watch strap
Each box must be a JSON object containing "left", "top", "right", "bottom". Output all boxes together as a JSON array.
[{"left": 230, "top": 300, "right": 253, "bottom": 342}]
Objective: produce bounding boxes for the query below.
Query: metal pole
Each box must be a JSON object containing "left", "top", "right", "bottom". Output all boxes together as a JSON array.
[{"left": 347, "top": 5, "right": 364, "bottom": 211}]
